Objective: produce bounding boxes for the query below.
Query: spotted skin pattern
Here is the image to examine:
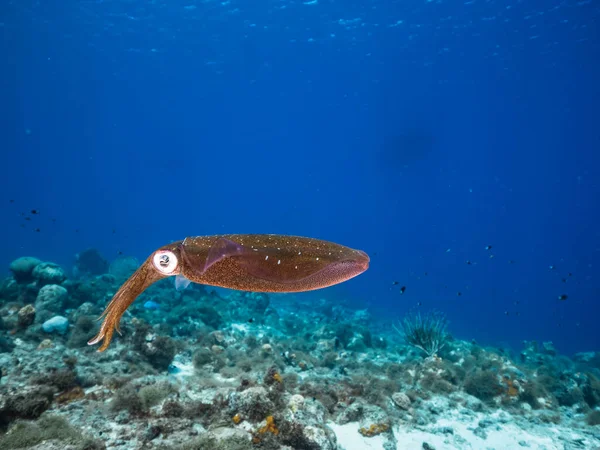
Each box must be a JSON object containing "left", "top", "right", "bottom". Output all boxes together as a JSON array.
[{"left": 88, "top": 234, "right": 369, "bottom": 352}]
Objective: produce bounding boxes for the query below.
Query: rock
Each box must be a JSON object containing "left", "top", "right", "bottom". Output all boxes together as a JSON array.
[
  {"left": 0, "top": 277, "right": 19, "bottom": 302},
  {"left": 346, "top": 333, "right": 367, "bottom": 352},
  {"left": 337, "top": 402, "right": 389, "bottom": 430},
  {"left": 0, "top": 386, "right": 55, "bottom": 425},
  {"left": 289, "top": 394, "right": 305, "bottom": 413},
  {"left": 140, "top": 424, "right": 161, "bottom": 442},
  {"left": 42, "top": 315, "right": 69, "bottom": 334},
  {"left": 139, "top": 335, "right": 177, "bottom": 371},
  {"left": 464, "top": 395, "right": 484, "bottom": 412},
  {"left": 37, "top": 339, "right": 53, "bottom": 349},
  {"left": 473, "top": 426, "right": 488, "bottom": 439},
  {"left": 35, "top": 284, "right": 68, "bottom": 314},
  {"left": 229, "top": 386, "right": 274, "bottom": 421},
  {"left": 478, "top": 418, "right": 495, "bottom": 428},
  {"left": 17, "top": 304, "right": 36, "bottom": 327},
  {"left": 424, "top": 396, "right": 451, "bottom": 415},
  {"left": 210, "top": 331, "right": 226, "bottom": 345},
  {"left": 392, "top": 392, "right": 411, "bottom": 410},
  {"left": 32, "top": 262, "right": 66, "bottom": 286},
  {"left": 211, "top": 345, "right": 225, "bottom": 354},
  {"left": 71, "top": 302, "right": 97, "bottom": 322},
  {"left": 360, "top": 404, "right": 389, "bottom": 427},
  {"left": 210, "top": 426, "right": 252, "bottom": 443},
  {"left": 337, "top": 401, "right": 366, "bottom": 424},
  {"left": 302, "top": 424, "right": 338, "bottom": 450},
  {"left": 0, "top": 335, "right": 15, "bottom": 353},
  {"left": 9, "top": 257, "right": 41, "bottom": 283},
  {"left": 261, "top": 343, "right": 273, "bottom": 354},
  {"left": 541, "top": 341, "right": 556, "bottom": 356}
]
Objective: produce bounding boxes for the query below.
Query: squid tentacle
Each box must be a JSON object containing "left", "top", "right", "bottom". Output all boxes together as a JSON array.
[{"left": 88, "top": 257, "right": 167, "bottom": 351}]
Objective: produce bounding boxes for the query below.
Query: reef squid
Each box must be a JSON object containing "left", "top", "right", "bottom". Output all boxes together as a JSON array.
[{"left": 88, "top": 234, "right": 370, "bottom": 351}]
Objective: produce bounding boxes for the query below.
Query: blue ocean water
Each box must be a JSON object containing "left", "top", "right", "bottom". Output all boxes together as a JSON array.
[{"left": 2, "top": 0, "right": 598, "bottom": 361}]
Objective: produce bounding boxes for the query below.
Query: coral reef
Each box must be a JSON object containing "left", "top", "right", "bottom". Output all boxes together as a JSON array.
[
  {"left": 0, "top": 254, "right": 599, "bottom": 449},
  {"left": 32, "top": 262, "right": 66, "bottom": 286},
  {"left": 9, "top": 257, "right": 41, "bottom": 284},
  {"left": 74, "top": 249, "right": 108, "bottom": 277},
  {"left": 35, "top": 284, "right": 68, "bottom": 320}
]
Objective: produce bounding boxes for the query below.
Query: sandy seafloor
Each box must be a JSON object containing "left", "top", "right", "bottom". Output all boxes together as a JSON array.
[{"left": 1, "top": 255, "right": 599, "bottom": 449}]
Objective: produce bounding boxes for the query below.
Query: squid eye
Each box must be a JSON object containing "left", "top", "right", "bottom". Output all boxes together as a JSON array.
[{"left": 152, "top": 250, "right": 178, "bottom": 274}]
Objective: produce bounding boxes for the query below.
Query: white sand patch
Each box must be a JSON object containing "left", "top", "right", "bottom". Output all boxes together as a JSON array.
[
  {"left": 168, "top": 358, "right": 194, "bottom": 379},
  {"left": 391, "top": 421, "right": 557, "bottom": 450},
  {"left": 421, "top": 411, "right": 556, "bottom": 449},
  {"left": 328, "top": 423, "right": 386, "bottom": 450},
  {"left": 329, "top": 409, "right": 600, "bottom": 450}
]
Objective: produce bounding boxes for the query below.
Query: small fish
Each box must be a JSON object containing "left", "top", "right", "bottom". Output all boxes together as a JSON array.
[
  {"left": 457, "top": 291, "right": 462, "bottom": 296},
  {"left": 399, "top": 286, "right": 406, "bottom": 295},
  {"left": 167, "top": 364, "right": 181, "bottom": 375},
  {"left": 558, "top": 294, "right": 568, "bottom": 301},
  {"left": 248, "top": 318, "right": 254, "bottom": 323},
  {"left": 466, "top": 260, "right": 472, "bottom": 265},
  {"left": 392, "top": 281, "right": 399, "bottom": 285},
  {"left": 9, "top": 199, "right": 14, "bottom": 203},
  {"left": 143, "top": 300, "right": 160, "bottom": 310},
  {"left": 549, "top": 265, "right": 555, "bottom": 270},
  {"left": 416, "top": 301, "right": 421, "bottom": 306},
  {"left": 485, "top": 245, "right": 492, "bottom": 250},
  {"left": 31, "top": 209, "right": 39, "bottom": 214},
  {"left": 34, "top": 228, "right": 41, "bottom": 232},
  {"left": 509, "top": 260, "right": 515, "bottom": 264}
]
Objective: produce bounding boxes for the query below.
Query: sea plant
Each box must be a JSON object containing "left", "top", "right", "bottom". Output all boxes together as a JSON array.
[{"left": 394, "top": 310, "right": 448, "bottom": 357}]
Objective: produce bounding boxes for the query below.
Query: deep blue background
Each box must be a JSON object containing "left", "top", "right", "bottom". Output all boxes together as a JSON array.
[{"left": 1, "top": 0, "right": 598, "bottom": 354}]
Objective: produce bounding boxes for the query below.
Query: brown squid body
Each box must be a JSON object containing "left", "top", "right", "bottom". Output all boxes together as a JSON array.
[{"left": 88, "top": 234, "right": 369, "bottom": 351}]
